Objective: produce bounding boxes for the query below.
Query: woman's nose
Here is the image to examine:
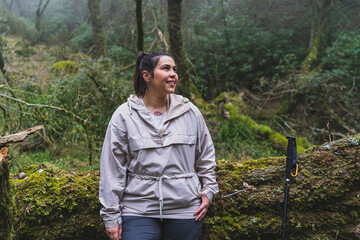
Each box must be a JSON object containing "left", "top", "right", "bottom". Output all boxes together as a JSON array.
[{"left": 169, "top": 69, "right": 177, "bottom": 76}]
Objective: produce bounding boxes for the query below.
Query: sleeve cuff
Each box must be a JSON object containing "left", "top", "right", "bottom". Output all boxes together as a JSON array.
[
  {"left": 104, "top": 217, "right": 122, "bottom": 228},
  {"left": 202, "top": 188, "right": 214, "bottom": 203}
]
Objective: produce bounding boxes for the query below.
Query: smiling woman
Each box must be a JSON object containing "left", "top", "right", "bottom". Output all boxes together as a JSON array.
[{"left": 99, "top": 51, "right": 219, "bottom": 240}]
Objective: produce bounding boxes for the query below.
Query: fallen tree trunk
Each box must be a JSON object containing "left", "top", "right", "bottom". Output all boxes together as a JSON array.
[
  {"left": 0, "top": 147, "right": 15, "bottom": 240},
  {"left": 11, "top": 135, "right": 360, "bottom": 239},
  {"left": 0, "top": 125, "right": 44, "bottom": 148}
]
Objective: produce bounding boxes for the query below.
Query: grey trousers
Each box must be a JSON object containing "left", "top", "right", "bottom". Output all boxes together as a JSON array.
[{"left": 121, "top": 216, "right": 204, "bottom": 240}]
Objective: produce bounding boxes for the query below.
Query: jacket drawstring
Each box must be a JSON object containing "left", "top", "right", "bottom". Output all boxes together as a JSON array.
[
  {"left": 158, "top": 175, "right": 170, "bottom": 220},
  {"left": 128, "top": 173, "right": 194, "bottom": 220}
]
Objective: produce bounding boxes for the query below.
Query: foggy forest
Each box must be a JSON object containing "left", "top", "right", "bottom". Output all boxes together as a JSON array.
[{"left": 0, "top": 0, "right": 360, "bottom": 239}]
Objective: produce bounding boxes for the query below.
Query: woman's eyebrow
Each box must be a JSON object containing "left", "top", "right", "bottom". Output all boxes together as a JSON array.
[{"left": 160, "top": 63, "right": 176, "bottom": 67}]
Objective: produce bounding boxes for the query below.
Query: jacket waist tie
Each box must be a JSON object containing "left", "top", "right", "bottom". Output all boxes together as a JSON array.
[{"left": 128, "top": 173, "right": 194, "bottom": 220}]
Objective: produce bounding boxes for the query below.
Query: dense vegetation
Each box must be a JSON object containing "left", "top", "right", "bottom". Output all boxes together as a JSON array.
[
  {"left": 1, "top": 0, "right": 358, "bottom": 170},
  {"left": 0, "top": 0, "right": 359, "bottom": 238}
]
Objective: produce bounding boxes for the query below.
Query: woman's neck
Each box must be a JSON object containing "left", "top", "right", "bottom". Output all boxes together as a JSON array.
[{"left": 142, "top": 92, "right": 168, "bottom": 114}]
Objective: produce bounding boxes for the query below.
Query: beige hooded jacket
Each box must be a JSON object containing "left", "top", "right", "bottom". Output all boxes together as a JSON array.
[{"left": 99, "top": 94, "right": 219, "bottom": 228}]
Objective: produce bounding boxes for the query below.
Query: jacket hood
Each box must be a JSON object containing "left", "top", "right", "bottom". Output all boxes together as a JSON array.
[{"left": 127, "top": 94, "right": 191, "bottom": 122}]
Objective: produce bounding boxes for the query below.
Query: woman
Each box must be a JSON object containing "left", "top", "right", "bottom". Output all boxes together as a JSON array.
[{"left": 99, "top": 52, "right": 219, "bottom": 240}]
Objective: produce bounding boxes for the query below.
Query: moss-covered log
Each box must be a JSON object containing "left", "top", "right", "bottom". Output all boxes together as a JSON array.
[
  {"left": 0, "top": 147, "right": 15, "bottom": 240},
  {"left": 203, "top": 134, "right": 360, "bottom": 240},
  {"left": 11, "top": 135, "right": 360, "bottom": 239},
  {"left": 215, "top": 92, "right": 310, "bottom": 153}
]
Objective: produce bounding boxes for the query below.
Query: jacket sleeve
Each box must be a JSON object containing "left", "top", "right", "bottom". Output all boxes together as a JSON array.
[
  {"left": 193, "top": 107, "right": 219, "bottom": 203},
  {"left": 99, "top": 119, "right": 129, "bottom": 227}
]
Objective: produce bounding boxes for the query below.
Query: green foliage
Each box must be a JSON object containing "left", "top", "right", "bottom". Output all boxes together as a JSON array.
[
  {"left": 322, "top": 30, "right": 360, "bottom": 86},
  {"left": 10, "top": 147, "right": 95, "bottom": 173},
  {"left": 1, "top": 47, "right": 133, "bottom": 166},
  {"left": 213, "top": 118, "right": 282, "bottom": 161},
  {"left": 0, "top": 8, "right": 39, "bottom": 43},
  {"left": 68, "top": 23, "right": 93, "bottom": 52},
  {"left": 186, "top": 6, "right": 306, "bottom": 99}
]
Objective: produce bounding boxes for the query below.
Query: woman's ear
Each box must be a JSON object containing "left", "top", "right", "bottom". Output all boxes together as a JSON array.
[{"left": 142, "top": 70, "right": 151, "bottom": 82}]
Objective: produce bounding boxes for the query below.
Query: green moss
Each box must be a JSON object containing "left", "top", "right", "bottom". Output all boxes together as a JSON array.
[
  {"left": 13, "top": 163, "right": 106, "bottom": 239},
  {"left": 10, "top": 135, "right": 360, "bottom": 239},
  {"left": 0, "top": 150, "right": 15, "bottom": 240},
  {"left": 203, "top": 135, "right": 360, "bottom": 239},
  {"left": 15, "top": 48, "right": 35, "bottom": 57},
  {"left": 14, "top": 40, "right": 25, "bottom": 48},
  {"left": 223, "top": 100, "right": 307, "bottom": 153},
  {"left": 52, "top": 61, "right": 79, "bottom": 74}
]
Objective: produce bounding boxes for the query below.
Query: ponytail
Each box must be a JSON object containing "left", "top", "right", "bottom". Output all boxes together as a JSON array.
[
  {"left": 133, "top": 51, "right": 147, "bottom": 97},
  {"left": 133, "top": 51, "right": 171, "bottom": 97}
]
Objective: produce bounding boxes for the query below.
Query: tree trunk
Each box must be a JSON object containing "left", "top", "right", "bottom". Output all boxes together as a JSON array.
[
  {"left": 301, "top": 0, "right": 332, "bottom": 73},
  {"left": 35, "top": 0, "right": 50, "bottom": 33},
  {"left": 0, "top": 36, "right": 6, "bottom": 75},
  {"left": 10, "top": 134, "right": 360, "bottom": 239},
  {"left": 87, "top": 0, "right": 106, "bottom": 58},
  {"left": 135, "top": 0, "right": 144, "bottom": 52},
  {"left": 167, "top": 0, "right": 191, "bottom": 99},
  {"left": 0, "top": 147, "right": 15, "bottom": 240}
]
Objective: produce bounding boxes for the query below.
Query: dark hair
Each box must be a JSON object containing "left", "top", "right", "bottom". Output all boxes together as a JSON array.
[{"left": 133, "top": 51, "right": 171, "bottom": 97}]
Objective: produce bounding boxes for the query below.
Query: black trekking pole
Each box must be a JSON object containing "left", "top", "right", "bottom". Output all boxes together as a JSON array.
[{"left": 281, "top": 136, "right": 298, "bottom": 240}]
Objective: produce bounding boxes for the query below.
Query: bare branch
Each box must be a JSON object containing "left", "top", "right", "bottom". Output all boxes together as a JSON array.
[
  {"left": 0, "top": 125, "right": 44, "bottom": 148},
  {"left": 0, "top": 93, "right": 85, "bottom": 124}
]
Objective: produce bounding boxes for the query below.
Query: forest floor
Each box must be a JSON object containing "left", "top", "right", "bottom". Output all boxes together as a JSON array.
[{"left": 4, "top": 36, "right": 54, "bottom": 85}]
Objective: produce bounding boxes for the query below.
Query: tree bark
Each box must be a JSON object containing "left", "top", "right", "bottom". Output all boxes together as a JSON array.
[
  {"left": 301, "top": 0, "right": 332, "bottom": 73},
  {"left": 167, "top": 0, "right": 191, "bottom": 99},
  {"left": 135, "top": 0, "right": 144, "bottom": 52},
  {"left": 0, "top": 147, "right": 14, "bottom": 240},
  {"left": 87, "top": 0, "right": 106, "bottom": 58},
  {"left": 0, "top": 125, "right": 44, "bottom": 149},
  {"left": 0, "top": 36, "right": 6, "bottom": 75}
]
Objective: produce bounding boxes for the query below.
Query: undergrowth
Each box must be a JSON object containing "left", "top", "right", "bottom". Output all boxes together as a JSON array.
[{"left": 213, "top": 119, "right": 282, "bottom": 161}]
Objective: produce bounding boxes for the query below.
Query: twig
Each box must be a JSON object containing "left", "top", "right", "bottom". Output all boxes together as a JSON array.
[
  {"left": 118, "top": 62, "right": 136, "bottom": 72},
  {"left": 310, "top": 127, "right": 346, "bottom": 138},
  {"left": 0, "top": 93, "right": 85, "bottom": 124},
  {"left": 156, "top": 28, "right": 169, "bottom": 52},
  {"left": 86, "top": 73, "right": 114, "bottom": 103},
  {"left": 0, "top": 93, "right": 94, "bottom": 165},
  {"left": 223, "top": 182, "right": 256, "bottom": 198}
]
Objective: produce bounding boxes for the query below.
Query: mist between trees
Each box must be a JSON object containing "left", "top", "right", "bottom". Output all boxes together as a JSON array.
[{"left": 0, "top": 0, "right": 359, "bottom": 168}]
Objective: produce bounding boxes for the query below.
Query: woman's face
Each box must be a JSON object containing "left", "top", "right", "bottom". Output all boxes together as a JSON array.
[{"left": 144, "top": 56, "right": 178, "bottom": 96}]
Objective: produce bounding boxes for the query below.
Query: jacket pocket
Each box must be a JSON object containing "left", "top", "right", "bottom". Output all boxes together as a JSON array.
[
  {"left": 162, "top": 176, "right": 201, "bottom": 210},
  {"left": 129, "top": 134, "right": 196, "bottom": 151}
]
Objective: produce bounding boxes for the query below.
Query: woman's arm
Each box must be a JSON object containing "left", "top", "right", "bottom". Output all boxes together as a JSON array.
[
  {"left": 99, "top": 119, "right": 129, "bottom": 228},
  {"left": 193, "top": 105, "right": 219, "bottom": 202}
]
